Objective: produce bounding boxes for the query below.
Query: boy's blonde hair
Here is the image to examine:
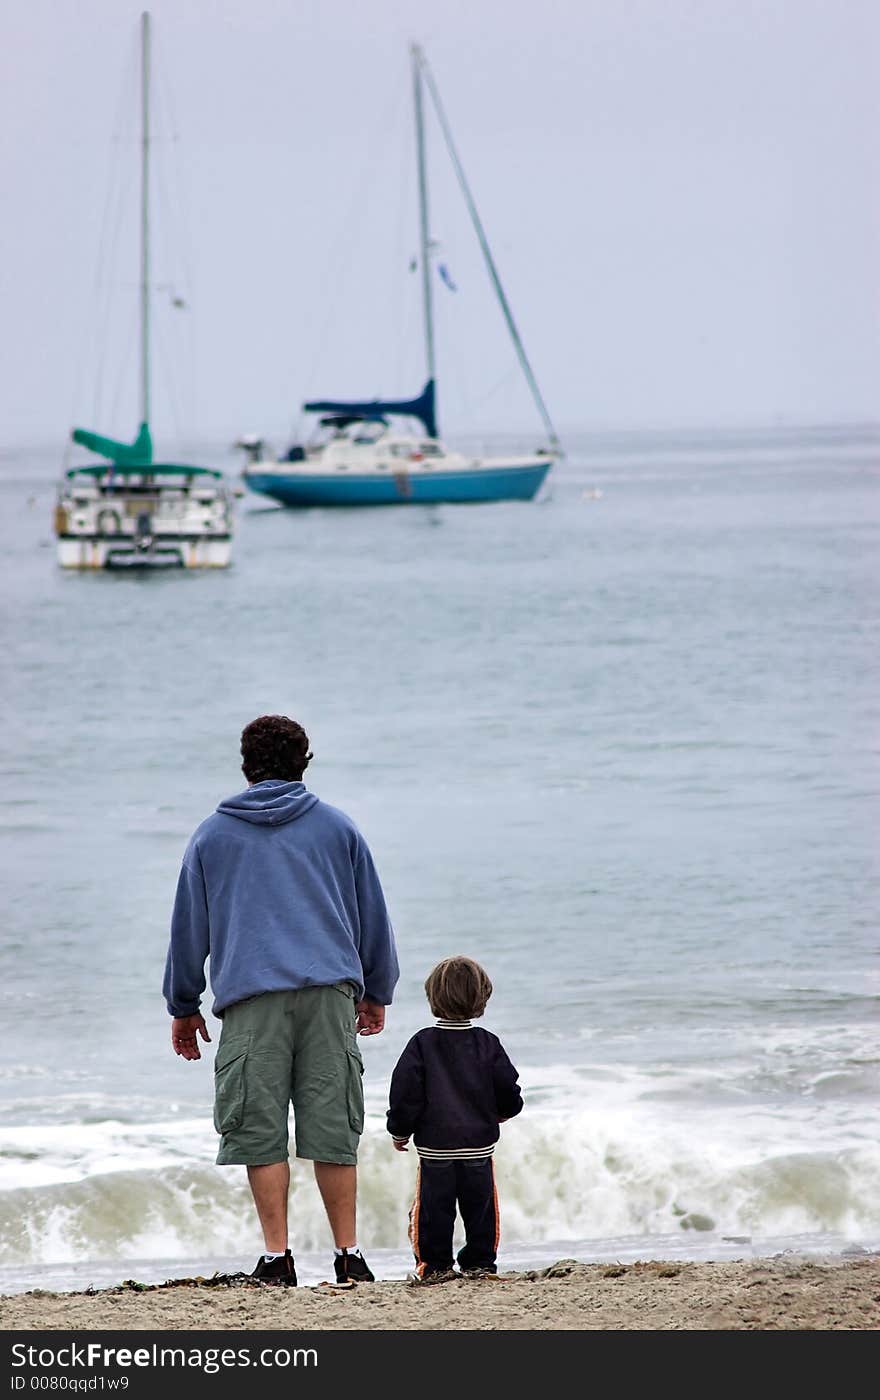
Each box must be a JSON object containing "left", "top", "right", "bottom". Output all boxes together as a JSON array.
[{"left": 424, "top": 956, "right": 493, "bottom": 1021}]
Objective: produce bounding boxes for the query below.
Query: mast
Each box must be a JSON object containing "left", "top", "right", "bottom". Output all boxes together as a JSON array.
[
  {"left": 411, "top": 44, "right": 436, "bottom": 408},
  {"left": 140, "top": 10, "right": 151, "bottom": 427},
  {"left": 420, "top": 53, "right": 561, "bottom": 453}
]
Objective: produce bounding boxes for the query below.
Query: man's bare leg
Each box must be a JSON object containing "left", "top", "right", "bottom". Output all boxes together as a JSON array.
[
  {"left": 247, "top": 1162, "right": 290, "bottom": 1252},
  {"left": 313, "top": 1162, "right": 357, "bottom": 1248}
]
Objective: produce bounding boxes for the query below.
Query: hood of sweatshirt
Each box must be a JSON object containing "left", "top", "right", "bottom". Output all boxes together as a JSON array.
[{"left": 216, "top": 779, "right": 319, "bottom": 827}]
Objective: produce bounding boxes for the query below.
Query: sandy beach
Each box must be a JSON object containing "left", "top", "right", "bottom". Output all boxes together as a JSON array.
[{"left": 1, "top": 1255, "right": 877, "bottom": 1332}]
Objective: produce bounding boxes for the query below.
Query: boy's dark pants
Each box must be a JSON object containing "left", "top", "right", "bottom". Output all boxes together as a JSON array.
[{"left": 409, "top": 1158, "right": 499, "bottom": 1276}]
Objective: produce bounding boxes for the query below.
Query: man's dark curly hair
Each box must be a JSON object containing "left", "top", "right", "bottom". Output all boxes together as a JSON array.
[{"left": 240, "top": 715, "right": 313, "bottom": 783}]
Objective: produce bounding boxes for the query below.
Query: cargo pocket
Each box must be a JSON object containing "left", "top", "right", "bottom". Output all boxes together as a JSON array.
[
  {"left": 213, "top": 1033, "right": 250, "bottom": 1135},
  {"left": 346, "top": 1040, "right": 365, "bottom": 1134},
  {"left": 331, "top": 981, "right": 359, "bottom": 1027}
]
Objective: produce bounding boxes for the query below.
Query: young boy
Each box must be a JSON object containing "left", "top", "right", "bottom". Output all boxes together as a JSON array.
[{"left": 386, "top": 955, "right": 523, "bottom": 1280}]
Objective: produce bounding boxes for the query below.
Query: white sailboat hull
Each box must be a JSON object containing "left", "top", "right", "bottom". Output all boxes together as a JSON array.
[{"left": 240, "top": 429, "right": 554, "bottom": 507}]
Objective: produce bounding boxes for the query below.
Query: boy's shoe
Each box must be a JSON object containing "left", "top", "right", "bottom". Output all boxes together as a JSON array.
[
  {"left": 407, "top": 1267, "right": 457, "bottom": 1286},
  {"left": 250, "top": 1250, "right": 297, "bottom": 1286},
  {"left": 458, "top": 1263, "right": 498, "bottom": 1276},
  {"left": 333, "top": 1248, "right": 375, "bottom": 1284}
]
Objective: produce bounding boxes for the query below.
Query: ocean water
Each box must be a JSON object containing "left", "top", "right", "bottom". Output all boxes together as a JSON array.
[{"left": 1, "top": 426, "right": 878, "bottom": 1294}]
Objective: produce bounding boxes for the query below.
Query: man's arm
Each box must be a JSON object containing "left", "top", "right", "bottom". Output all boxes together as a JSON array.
[
  {"left": 163, "top": 845, "right": 211, "bottom": 1057},
  {"left": 353, "top": 842, "right": 400, "bottom": 1020}
]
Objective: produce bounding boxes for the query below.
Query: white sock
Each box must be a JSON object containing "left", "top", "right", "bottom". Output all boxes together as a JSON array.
[
  {"left": 263, "top": 1250, "right": 287, "bottom": 1261},
  {"left": 334, "top": 1244, "right": 361, "bottom": 1256}
]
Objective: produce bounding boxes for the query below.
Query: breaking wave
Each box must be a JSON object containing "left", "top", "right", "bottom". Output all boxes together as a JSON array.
[{"left": 2, "top": 1107, "right": 879, "bottom": 1267}]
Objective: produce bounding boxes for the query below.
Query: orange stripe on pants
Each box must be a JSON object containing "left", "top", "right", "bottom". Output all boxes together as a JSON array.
[
  {"left": 408, "top": 1162, "right": 428, "bottom": 1278},
  {"left": 492, "top": 1160, "right": 501, "bottom": 1252}
]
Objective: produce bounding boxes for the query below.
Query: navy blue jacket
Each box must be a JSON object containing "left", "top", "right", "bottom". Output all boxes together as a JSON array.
[{"left": 386, "top": 1020, "right": 523, "bottom": 1157}]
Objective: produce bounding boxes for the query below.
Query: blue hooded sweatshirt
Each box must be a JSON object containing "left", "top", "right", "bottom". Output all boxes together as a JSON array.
[{"left": 163, "top": 780, "right": 399, "bottom": 1018}]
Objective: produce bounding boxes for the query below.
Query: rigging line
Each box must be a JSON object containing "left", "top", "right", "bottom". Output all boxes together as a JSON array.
[
  {"left": 156, "top": 308, "right": 187, "bottom": 450},
  {"left": 90, "top": 31, "right": 140, "bottom": 427},
  {"left": 419, "top": 55, "right": 562, "bottom": 454},
  {"left": 153, "top": 84, "right": 193, "bottom": 446},
  {"left": 140, "top": 9, "right": 151, "bottom": 427},
  {"left": 158, "top": 143, "right": 198, "bottom": 450},
  {"left": 155, "top": 32, "right": 197, "bottom": 300},
  {"left": 392, "top": 78, "right": 417, "bottom": 392},
  {"left": 153, "top": 162, "right": 188, "bottom": 448},
  {"left": 447, "top": 343, "right": 474, "bottom": 424},
  {"left": 467, "top": 362, "right": 521, "bottom": 414},
  {"left": 91, "top": 160, "right": 137, "bottom": 427},
  {"left": 297, "top": 81, "right": 406, "bottom": 396},
  {"left": 412, "top": 45, "right": 435, "bottom": 387},
  {"left": 296, "top": 80, "right": 409, "bottom": 431},
  {"left": 394, "top": 283, "right": 420, "bottom": 395},
  {"left": 75, "top": 85, "right": 120, "bottom": 431},
  {"left": 109, "top": 301, "right": 138, "bottom": 437},
  {"left": 77, "top": 148, "right": 120, "bottom": 434},
  {"left": 154, "top": 280, "right": 195, "bottom": 452}
]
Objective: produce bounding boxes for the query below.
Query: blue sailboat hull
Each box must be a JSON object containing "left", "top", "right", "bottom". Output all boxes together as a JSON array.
[{"left": 243, "top": 460, "right": 551, "bottom": 507}]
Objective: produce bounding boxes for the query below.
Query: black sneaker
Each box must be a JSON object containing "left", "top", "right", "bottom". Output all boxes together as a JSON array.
[
  {"left": 250, "top": 1250, "right": 297, "bottom": 1286},
  {"left": 458, "top": 1263, "right": 497, "bottom": 1274},
  {"left": 407, "top": 1267, "right": 457, "bottom": 1286},
  {"left": 333, "top": 1248, "right": 375, "bottom": 1284}
]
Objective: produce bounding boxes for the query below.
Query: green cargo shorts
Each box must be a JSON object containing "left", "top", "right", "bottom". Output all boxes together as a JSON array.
[{"left": 212, "top": 982, "right": 365, "bottom": 1167}]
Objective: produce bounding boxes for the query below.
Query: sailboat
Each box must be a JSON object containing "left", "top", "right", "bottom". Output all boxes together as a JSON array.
[
  {"left": 238, "top": 43, "right": 561, "bottom": 508},
  {"left": 55, "top": 12, "right": 234, "bottom": 569}
]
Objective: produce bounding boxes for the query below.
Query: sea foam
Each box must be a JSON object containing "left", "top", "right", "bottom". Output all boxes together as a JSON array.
[{"left": 2, "top": 1098, "right": 879, "bottom": 1267}]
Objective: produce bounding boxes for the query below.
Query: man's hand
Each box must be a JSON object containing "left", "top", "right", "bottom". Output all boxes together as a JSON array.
[
  {"left": 355, "top": 999, "right": 385, "bottom": 1036},
  {"left": 171, "top": 1014, "right": 211, "bottom": 1060},
  {"left": 392, "top": 1137, "right": 410, "bottom": 1152}
]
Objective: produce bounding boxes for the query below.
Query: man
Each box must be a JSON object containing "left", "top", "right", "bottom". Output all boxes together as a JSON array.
[{"left": 163, "top": 714, "right": 399, "bottom": 1286}]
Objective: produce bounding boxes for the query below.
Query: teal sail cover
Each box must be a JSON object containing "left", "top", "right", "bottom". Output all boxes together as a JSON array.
[
  {"left": 68, "top": 420, "right": 220, "bottom": 478},
  {"left": 71, "top": 421, "right": 153, "bottom": 467}
]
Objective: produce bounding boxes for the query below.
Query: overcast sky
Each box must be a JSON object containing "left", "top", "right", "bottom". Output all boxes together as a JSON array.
[{"left": 2, "top": 0, "right": 879, "bottom": 448}]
